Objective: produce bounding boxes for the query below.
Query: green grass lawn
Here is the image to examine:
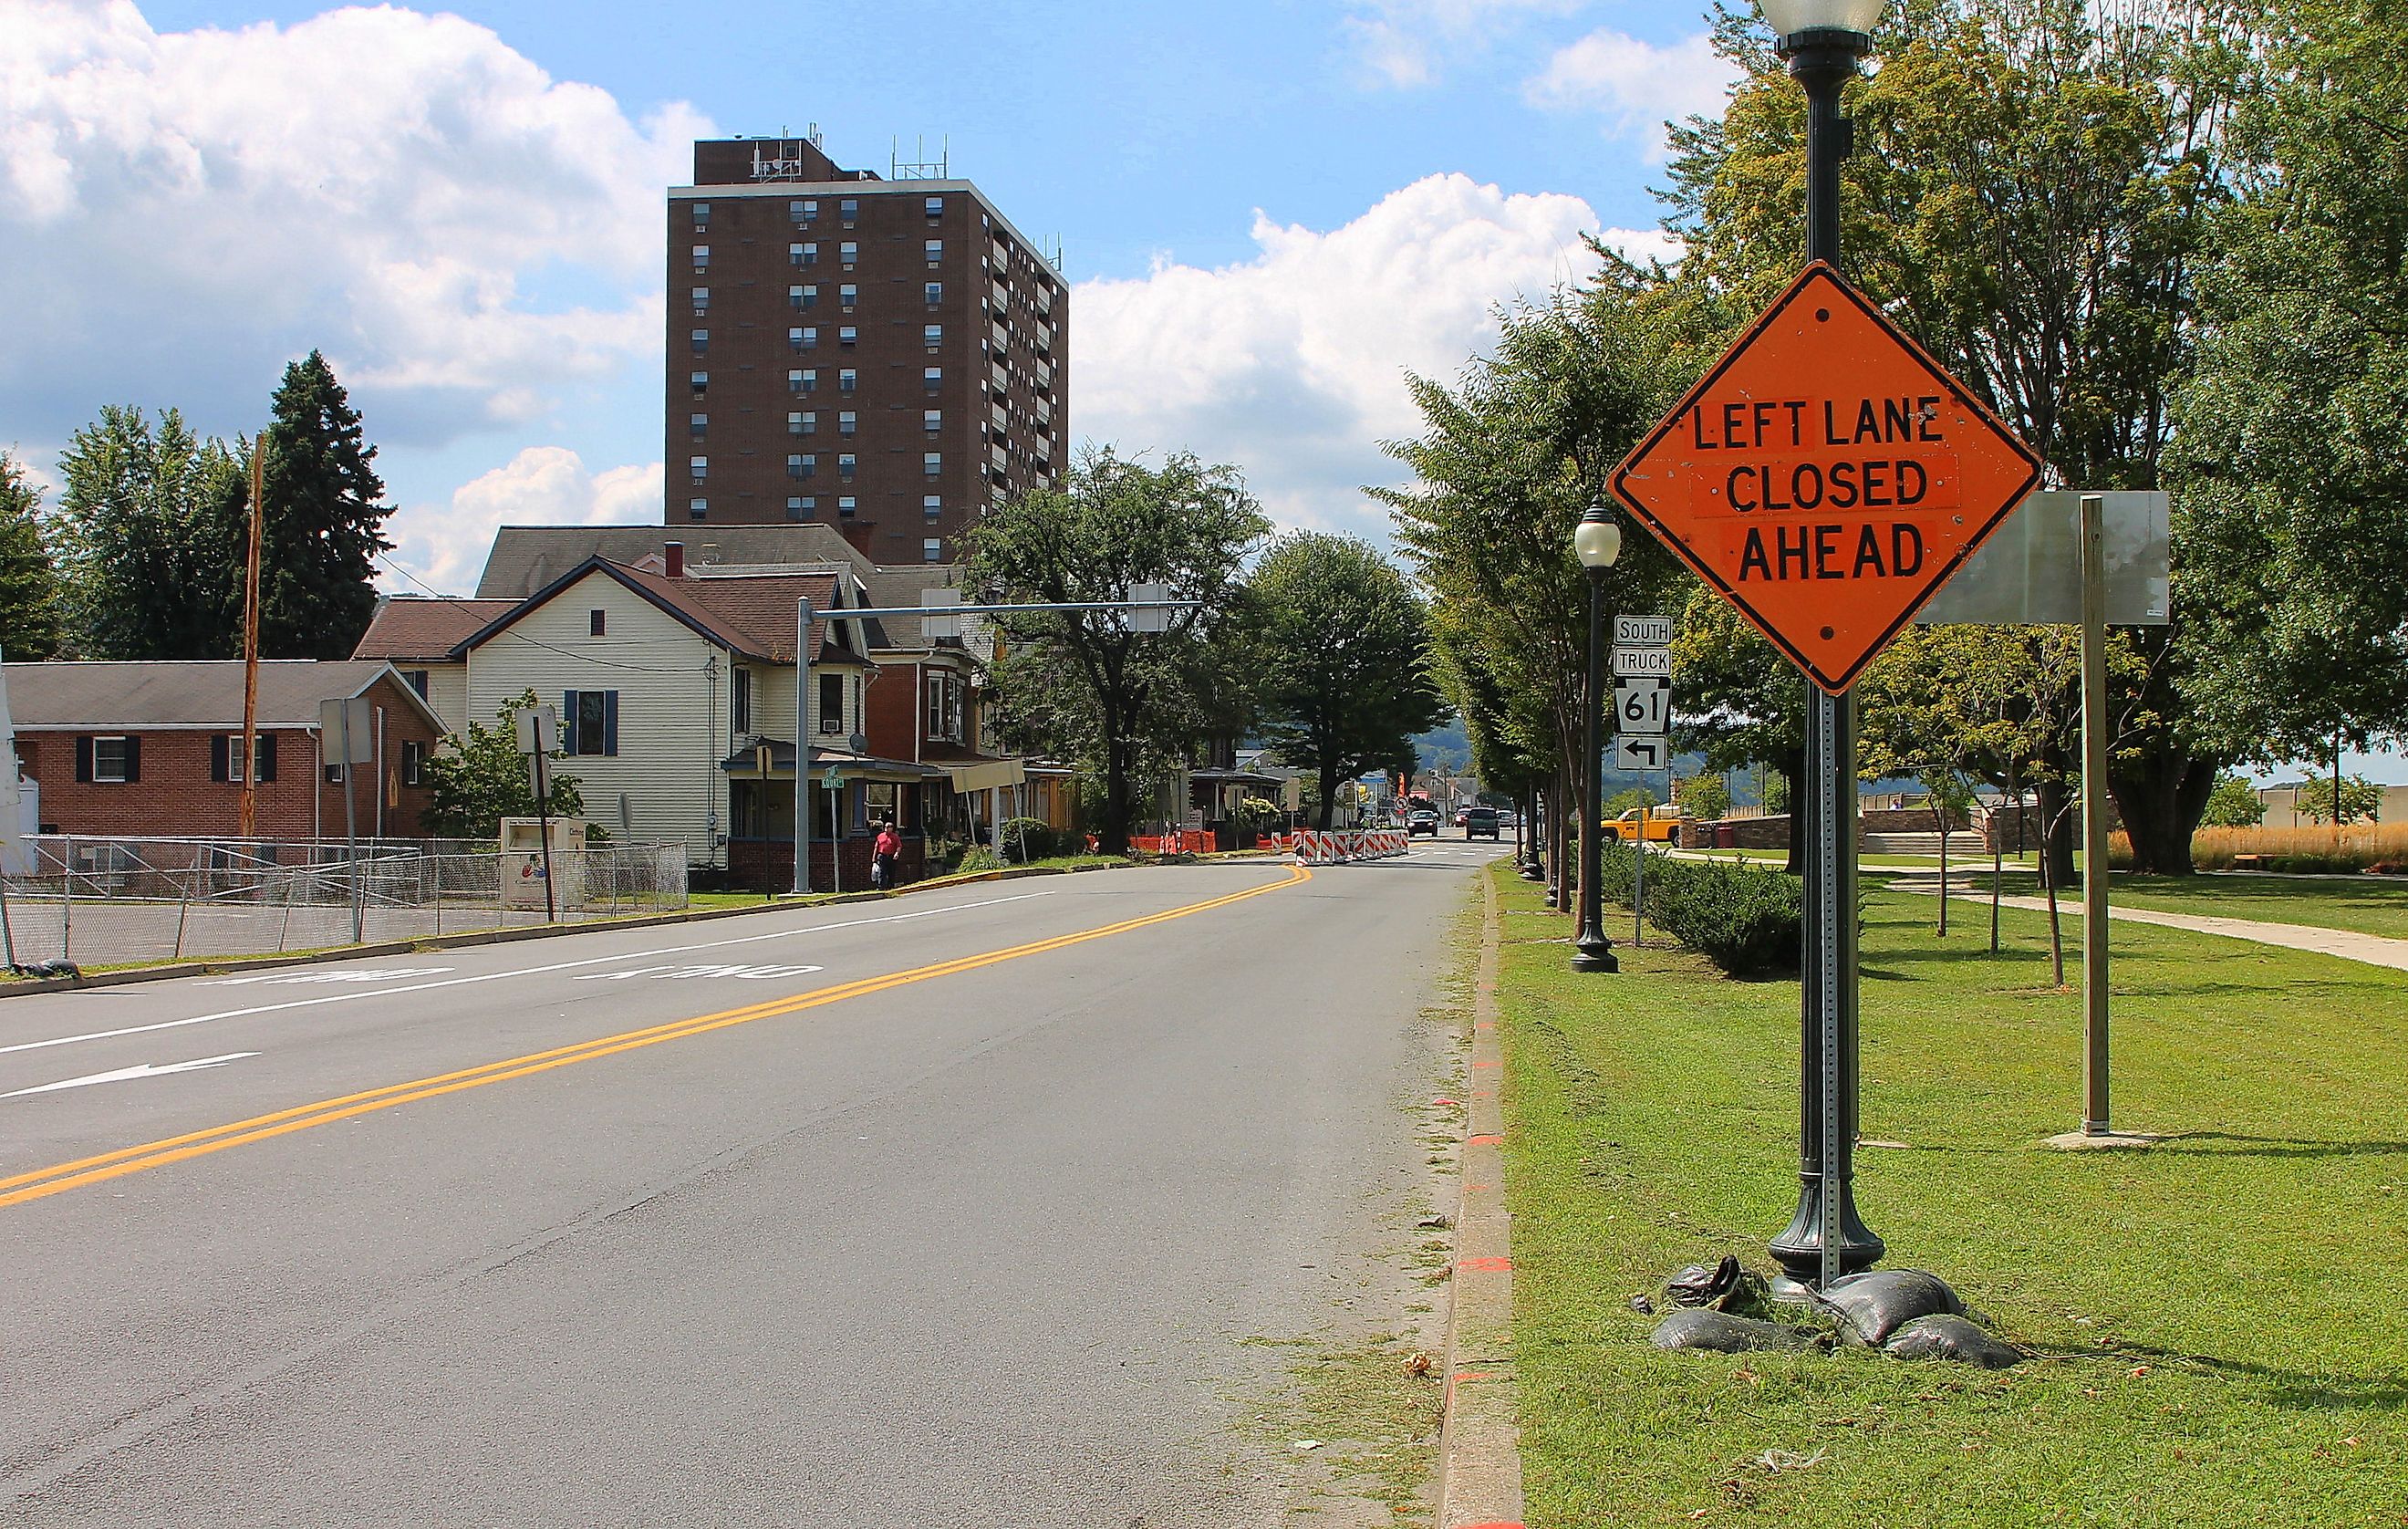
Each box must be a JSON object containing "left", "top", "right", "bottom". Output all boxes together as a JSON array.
[
  {"left": 1489, "top": 860, "right": 2405, "bottom": 1527},
  {"left": 1870, "top": 866, "right": 2408, "bottom": 943}
]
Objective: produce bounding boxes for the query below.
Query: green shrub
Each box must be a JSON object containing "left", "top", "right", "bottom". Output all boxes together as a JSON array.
[
  {"left": 996, "top": 817, "right": 1074, "bottom": 864},
  {"left": 1597, "top": 841, "right": 1802, "bottom": 978},
  {"left": 954, "top": 846, "right": 1008, "bottom": 875}
]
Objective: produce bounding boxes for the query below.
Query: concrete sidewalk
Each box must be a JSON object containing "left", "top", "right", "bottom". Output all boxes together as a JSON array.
[{"left": 1887, "top": 879, "right": 2408, "bottom": 973}]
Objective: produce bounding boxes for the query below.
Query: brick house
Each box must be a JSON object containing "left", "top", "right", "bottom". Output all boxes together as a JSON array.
[{"left": 4, "top": 660, "right": 446, "bottom": 841}]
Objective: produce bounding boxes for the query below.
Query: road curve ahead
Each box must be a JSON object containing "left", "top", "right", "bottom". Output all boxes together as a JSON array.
[{"left": 1, "top": 844, "right": 1505, "bottom": 1527}]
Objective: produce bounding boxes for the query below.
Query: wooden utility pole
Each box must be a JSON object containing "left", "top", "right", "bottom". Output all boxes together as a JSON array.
[{"left": 239, "top": 442, "right": 265, "bottom": 839}]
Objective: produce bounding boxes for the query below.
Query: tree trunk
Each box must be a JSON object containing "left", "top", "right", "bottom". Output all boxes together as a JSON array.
[
  {"left": 1315, "top": 762, "right": 1339, "bottom": 830},
  {"left": 1099, "top": 734, "right": 1134, "bottom": 857},
  {"left": 1777, "top": 746, "right": 1806, "bottom": 876},
  {"left": 2036, "top": 775, "right": 2078, "bottom": 889},
  {"left": 2108, "top": 747, "right": 2217, "bottom": 877},
  {"left": 1936, "top": 813, "right": 1949, "bottom": 937}
]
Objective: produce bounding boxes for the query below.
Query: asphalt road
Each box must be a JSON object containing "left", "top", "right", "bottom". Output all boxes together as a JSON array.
[{"left": 0, "top": 841, "right": 1508, "bottom": 1527}]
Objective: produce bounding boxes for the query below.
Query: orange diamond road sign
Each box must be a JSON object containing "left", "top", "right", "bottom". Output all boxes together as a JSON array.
[{"left": 1610, "top": 263, "right": 2043, "bottom": 693}]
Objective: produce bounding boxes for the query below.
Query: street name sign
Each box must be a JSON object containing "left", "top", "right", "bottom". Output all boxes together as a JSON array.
[
  {"left": 1612, "top": 735, "right": 1667, "bottom": 771},
  {"left": 1614, "top": 675, "right": 1671, "bottom": 735},
  {"left": 1609, "top": 263, "right": 2043, "bottom": 693}
]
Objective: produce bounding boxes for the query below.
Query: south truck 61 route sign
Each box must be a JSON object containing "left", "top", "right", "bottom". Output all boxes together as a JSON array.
[{"left": 1610, "top": 263, "right": 2043, "bottom": 693}]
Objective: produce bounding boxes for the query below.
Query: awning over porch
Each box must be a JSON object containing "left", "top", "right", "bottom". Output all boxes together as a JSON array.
[{"left": 720, "top": 741, "right": 945, "bottom": 783}]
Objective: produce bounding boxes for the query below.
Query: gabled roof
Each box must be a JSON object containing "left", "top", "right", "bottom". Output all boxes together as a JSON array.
[
  {"left": 2, "top": 660, "right": 444, "bottom": 733},
  {"left": 351, "top": 597, "right": 517, "bottom": 661},
  {"left": 476, "top": 525, "right": 874, "bottom": 600},
  {"left": 458, "top": 558, "right": 871, "bottom": 665}
]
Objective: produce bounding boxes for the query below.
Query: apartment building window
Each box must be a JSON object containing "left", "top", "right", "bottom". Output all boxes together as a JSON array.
[
  {"left": 924, "top": 195, "right": 944, "bottom": 219},
  {"left": 838, "top": 283, "right": 858, "bottom": 312},
  {"left": 923, "top": 451, "right": 943, "bottom": 478},
  {"left": 838, "top": 326, "right": 858, "bottom": 348},
  {"left": 790, "top": 411, "right": 814, "bottom": 436},
  {"left": 923, "top": 323, "right": 943, "bottom": 352},
  {"left": 690, "top": 370, "right": 708, "bottom": 397},
  {"left": 788, "top": 369, "right": 813, "bottom": 395},
  {"left": 792, "top": 242, "right": 817, "bottom": 267},
  {"left": 691, "top": 286, "right": 710, "bottom": 317},
  {"left": 789, "top": 453, "right": 815, "bottom": 480},
  {"left": 690, "top": 328, "right": 708, "bottom": 356},
  {"left": 690, "top": 202, "right": 711, "bottom": 229},
  {"left": 790, "top": 327, "right": 816, "bottom": 352},
  {"left": 837, "top": 453, "right": 856, "bottom": 481},
  {"left": 691, "top": 244, "right": 710, "bottom": 273},
  {"left": 923, "top": 537, "right": 944, "bottom": 564},
  {"left": 588, "top": 608, "right": 607, "bottom": 637},
  {"left": 836, "top": 496, "right": 857, "bottom": 517},
  {"left": 923, "top": 494, "right": 942, "bottom": 522},
  {"left": 839, "top": 369, "right": 857, "bottom": 395},
  {"left": 787, "top": 495, "right": 815, "bottom": 521},
  {"left": 839, "top": 240, "right": 859, "bottom": 267},
  {"left": 689, "top": 411, "right": 707, "bottom": 441},
  {"left": 791, "top": 198, "right": 816, "bottom": 224},
  {"left": 209, "top": 733, "right": 277, "bottom": 783},
  {"left": 689, "top": 455, "right": 708, "bottom": 484},
  {"left": 688, "top": 496, "right": 708, "bottom": 521},
  {"left": 792, "top": 284, "right": 816, "bottom": 311},
  {"left": 839, "top": 197, "right": 860, "bottom": 225},
  {"left": 924, "top": 282, "right": 943, "bottom": 307},
  {"left": 924, "top": 365, "right": 943, "bottom": 394},
  {"left": 818, "top": 671, "right": 845, "bottom": 733},
  {"left": 837, "top": 411, "right": 856, "bottom": 437},
  {"left": 562, "top": 690, "right": 618, "bottom": 757},
  {"left": 923, "top": 409, "right": 942, "bottom": 434},
  {"left": 925, "top": 237, "right": 943, "bottom": 265}
]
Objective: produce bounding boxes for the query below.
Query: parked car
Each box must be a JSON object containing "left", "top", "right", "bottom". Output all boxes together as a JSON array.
[
  {"left": 1406, "top": 806, "right": 1442, "bottom": 837},
  {"left": 1464, "top": 806, "right": 1501, "bottom": 840},
  {"left": 1452, "top": 806, "right": 1471, "bottom": 827},
  {"left": 1600, "top": 808, "right": 1681, "bottom": 845}
]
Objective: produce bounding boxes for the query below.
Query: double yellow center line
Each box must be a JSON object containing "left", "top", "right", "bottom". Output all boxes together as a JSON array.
[{"left": 0, "top": 864, "right": 1310, "bottom": 1212}]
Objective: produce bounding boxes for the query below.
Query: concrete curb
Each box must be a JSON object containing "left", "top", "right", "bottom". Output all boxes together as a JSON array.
[
  {"left": 0, "top": 858, "right": 1144, "bottom": 1003},
  {"left": 1436, "top": 865, "right": 1526, "bottom": 1529}
]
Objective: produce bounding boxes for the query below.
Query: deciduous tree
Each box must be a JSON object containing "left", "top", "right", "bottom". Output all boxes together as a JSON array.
[
  {"left": 420, "top": 690, "right": 584, "bottom": 841},
  {"left": 52, "top": 406, "right": 243, "bottom": 660}
]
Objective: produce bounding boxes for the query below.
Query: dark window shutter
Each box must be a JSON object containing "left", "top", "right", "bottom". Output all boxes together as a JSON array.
[
  {"left": 75, "top": 736, "right": 92, "bottom": 783},
  {"left": 257, "top": 734, "right": 278, "bottom": 783},
  {"left": 562, "top": 691, "right": 579, "bottom": 755},
  {"left": 603, "top": 692, "right": 619, "bottom": 756},
  {"left": 211, "top": 735, "right": 229, "bottom": 782},
  {"left": 123, "top": 737, "right": 140, "bottom": 782}
]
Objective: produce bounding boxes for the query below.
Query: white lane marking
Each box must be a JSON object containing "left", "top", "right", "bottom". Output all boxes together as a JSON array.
[
  {"left": 203, "top": 967, "right": 455, "bottom": 987},
  {"left": 5, "top": 1053, "right": 260, "bottom": 1098},
  {"left": 0, "top": 889, "right": 1064, "bottom": 1058},
  {"left": 570, "top": 963, "right": 825, "bottom": 983}
]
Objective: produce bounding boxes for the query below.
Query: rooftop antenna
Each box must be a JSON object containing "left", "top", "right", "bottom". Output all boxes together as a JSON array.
[
  {"left": 891, "top": 133, "right": 950, "bottom": 181},
  {"left": 809, "top": 121, "right": 824, "bottom": 149}
]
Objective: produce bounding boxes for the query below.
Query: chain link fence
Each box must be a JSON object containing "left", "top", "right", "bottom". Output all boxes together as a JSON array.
[{"left": 0, "top": 836, "right": 689, "bottom": 970}]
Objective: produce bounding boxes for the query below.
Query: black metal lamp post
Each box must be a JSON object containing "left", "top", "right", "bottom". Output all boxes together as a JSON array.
[
  {"left": 1571, "top": 504, "right": 1622, "bottom": 973},
  {"left": 1758, "top": 0, "right": 1888, "bottom": 1286}
]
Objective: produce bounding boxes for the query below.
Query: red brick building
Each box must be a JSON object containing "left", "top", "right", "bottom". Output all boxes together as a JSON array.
[
  {"left": 5, "top": 660, "right": 445, "bottom": 841},
  {"left": 666, "top": 134, "right": 1068, "bottom": 566}
]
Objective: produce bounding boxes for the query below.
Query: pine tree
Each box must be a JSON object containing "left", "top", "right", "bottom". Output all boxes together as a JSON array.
[
  {"left": 259, "top": 351, "right": 394, "bottom": 659},
  {"left": 0, "top": 452, "right": 62, "bottom": 660}
]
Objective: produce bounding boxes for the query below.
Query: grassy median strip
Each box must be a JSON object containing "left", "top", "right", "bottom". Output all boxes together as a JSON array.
[{"left": 1489, "top": 861, "right": 2406, "bottom": 1527}]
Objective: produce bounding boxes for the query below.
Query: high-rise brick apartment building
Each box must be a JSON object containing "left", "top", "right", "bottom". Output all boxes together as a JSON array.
[{"left": 665, "top": 136, "right": 1068, "bottom": 566}]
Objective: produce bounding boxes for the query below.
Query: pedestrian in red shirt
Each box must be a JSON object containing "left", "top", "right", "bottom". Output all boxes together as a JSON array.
[{"left": 873, "top": 821, "right": 901, "bottom": 889}]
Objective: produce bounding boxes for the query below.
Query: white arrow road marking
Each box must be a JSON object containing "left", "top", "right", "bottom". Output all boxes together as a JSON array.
[
  {"left": 5, "top": 1053, "right": 260, "bottom": 1098},
  {"left": 0, "top": 889, "right": 1064, "bottom": 1059}
]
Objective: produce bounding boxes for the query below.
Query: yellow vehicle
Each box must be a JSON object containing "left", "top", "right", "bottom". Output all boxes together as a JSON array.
[{"left": 1600, "top": 807, "right": 1681, "bottom": 845}]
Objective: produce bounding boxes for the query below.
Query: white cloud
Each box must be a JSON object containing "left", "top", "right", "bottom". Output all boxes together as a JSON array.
[
  {"left": 385, "top": 448, "right": 659, "bottom": 594},
  {"left": 1526, "top": 28, "right": 1738, "bottom": 158},
  {"left": 0, "top": 0, "right": 704, "bottom": 445},
  {"left": 1343, "top": 0, "right": 1586, "bottom": 87},
  {"left": 1072, "top": 174, "right": 1656, "bottom": 542}
]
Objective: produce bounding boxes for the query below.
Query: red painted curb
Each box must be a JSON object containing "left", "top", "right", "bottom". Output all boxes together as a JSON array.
[
  {"left": 1465, "top": 1133, "right": 1502, "bottom": 1146},
  {"left": 1457, "top": 1255, "right": 1512, "bottom": 1272}
]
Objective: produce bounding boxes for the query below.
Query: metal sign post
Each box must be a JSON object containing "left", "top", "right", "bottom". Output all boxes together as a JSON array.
[
  {"left": 2080, "top": 493, "right": 2113, "bottom": 1135},
  {"left": 515, "top": 704, "right": 560, "bottom": 926},
  {"left": 794, "top": 598, "right": 815, "bottom": 897},
  {"left": 1612, "top": 618, "right": 1672, "bottom": 952},
  {"left": 320, "top": 695, "right": 375, "bottom": 943}
]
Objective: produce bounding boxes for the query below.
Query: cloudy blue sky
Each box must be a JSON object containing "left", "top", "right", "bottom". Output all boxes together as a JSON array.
[{"left": 5, "top": 0, "right": 2399, "bottom": 782}]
